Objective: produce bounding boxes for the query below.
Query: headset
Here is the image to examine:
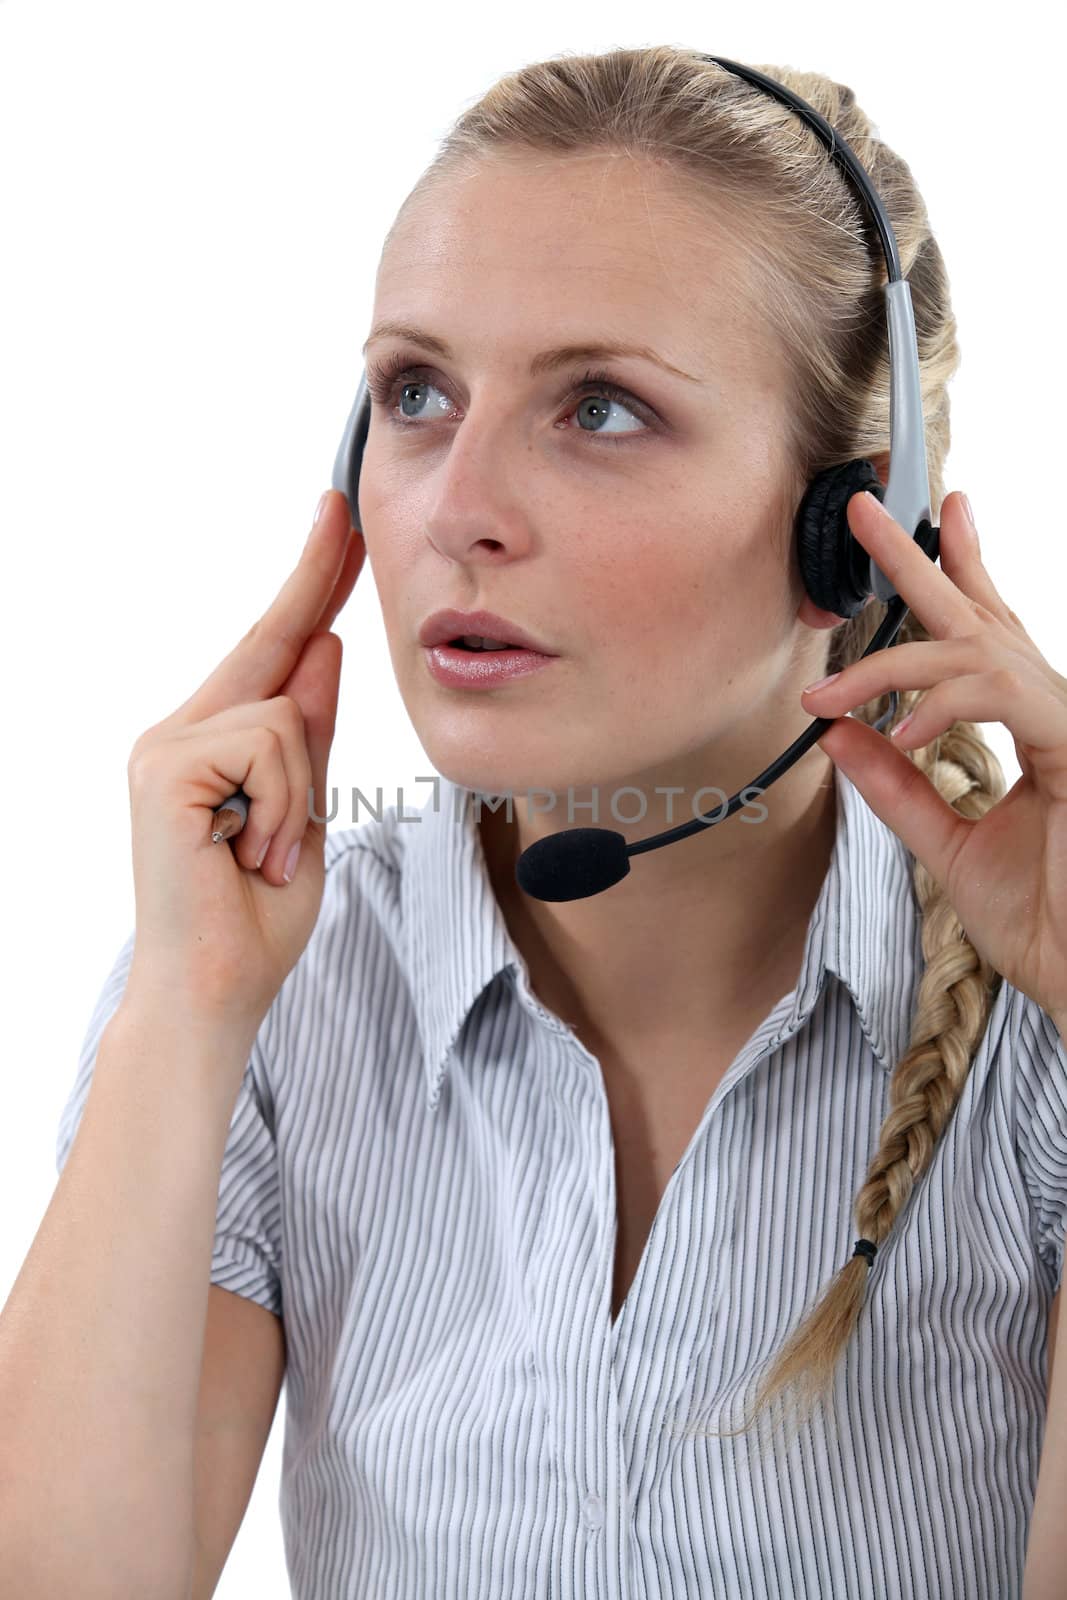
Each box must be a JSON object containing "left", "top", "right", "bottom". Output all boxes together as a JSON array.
[{"left": 329, "top": 54, "right": 941, "bottom": 903}]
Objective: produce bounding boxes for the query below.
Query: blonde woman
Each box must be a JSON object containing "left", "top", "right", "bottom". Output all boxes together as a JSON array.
[{"left": 3, "top": 46, "right": 1066, "bottom": 1600}]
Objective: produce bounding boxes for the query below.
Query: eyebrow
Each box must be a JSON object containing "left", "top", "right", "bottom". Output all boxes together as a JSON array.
[{"left": 361, "top": 319, "right": 703, "bottom": 385}]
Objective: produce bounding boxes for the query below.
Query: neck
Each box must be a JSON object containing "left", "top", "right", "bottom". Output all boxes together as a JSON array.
[{"left": 478, "top": 746, "right": 838, "bottom": 1054}]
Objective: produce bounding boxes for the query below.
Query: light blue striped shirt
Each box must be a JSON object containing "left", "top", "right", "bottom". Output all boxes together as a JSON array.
[{"left": 57, "top": 762, "right": 1067, "bottom": 1598}]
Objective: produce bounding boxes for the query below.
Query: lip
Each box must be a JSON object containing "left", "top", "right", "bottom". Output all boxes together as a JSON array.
[
  {"left": 417, "top": 608, "right": 558, "bottom": 655},
  {"left": 422, "top": 642, "right": 559, "bottom": 691}
]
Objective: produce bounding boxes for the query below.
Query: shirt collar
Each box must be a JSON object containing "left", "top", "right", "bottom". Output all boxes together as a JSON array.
[{"left": 400, "top": 762, "right": 920, "bottom": 1112}]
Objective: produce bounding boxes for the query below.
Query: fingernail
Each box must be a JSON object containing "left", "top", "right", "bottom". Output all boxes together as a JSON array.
[
  {"left": 961, "top": 493, "right": 978, "bottom": 538},
  {"left": 283, "top": 839, "right": 302, "bottom": 883},
  {"left": 803, "top": 671, "right": 841, "bottom": 695},
  {"left": 313, "top": 491, "right": 329, "bottom": 527},
  {"left": 863, "top": 490, "right": 887, "bottom": 513},
  {"left": 890, "top": 711, "right": 915, "bottom": 740}
]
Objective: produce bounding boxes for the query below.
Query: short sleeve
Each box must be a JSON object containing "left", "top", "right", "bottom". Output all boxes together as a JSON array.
[
  {"left": 56, "top": 931, "right": 283, "bottom": 1319},
  {"left": 1012, "top": 992, "right": 1067, "bottom": 1293},
  {"left": 207, "top": 1046, "right": 283, "bottom": 1317}
]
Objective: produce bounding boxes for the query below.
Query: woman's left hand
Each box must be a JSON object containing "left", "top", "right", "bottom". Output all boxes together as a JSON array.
[{"left": 801, "top": 488, "right": 1067, "bottom": 1022}]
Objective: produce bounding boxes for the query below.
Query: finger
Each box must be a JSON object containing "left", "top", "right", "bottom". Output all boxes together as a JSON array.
[
  {"left": 171, "top": 691, "right": 322, "bottom": 872},
  {"left": 886, "top": 667, "right": 1067, "bottom": 766},
  {"left": 235, "top": 713, "right": 314, "bottom": 885},
  {"left": 177, "top": 491, "right": 355, "bottom": 724},
  {"left": 816, "top": 713, "right": 972, "bottom": 897},
  {"left": 317, "top": 524, "right": 366, "bottom": 636},
  {"left": 931, "top": 491, "right": 1028, "bottom": 633},
  {"left": 278, "top": 630, "right": 344, "bottom": 841},
  {"left": 847, "top": 488, "right": 976, "bottom": 639},
  {"left": 802, "top": 637, "right": 977, "bottom": 715}
]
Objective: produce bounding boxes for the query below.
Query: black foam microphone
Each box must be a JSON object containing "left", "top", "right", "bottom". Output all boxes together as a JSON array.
[{"left": 513, "top": 593, "right": 910, "bottom": 902}]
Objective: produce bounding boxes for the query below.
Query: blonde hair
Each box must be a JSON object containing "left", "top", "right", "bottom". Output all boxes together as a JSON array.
[{"left": 394, "top": 45, "right": 1008, "bottom": 1448}]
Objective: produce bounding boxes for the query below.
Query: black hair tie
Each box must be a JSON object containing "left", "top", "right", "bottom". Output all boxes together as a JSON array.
[{"left": 852, "top": 1238, "right": 878, "bottom": 1265}]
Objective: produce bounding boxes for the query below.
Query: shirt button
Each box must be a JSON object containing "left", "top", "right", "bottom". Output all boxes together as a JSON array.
[{"left": 582, "top": 1493, "right": 604, "bottom": 1531}]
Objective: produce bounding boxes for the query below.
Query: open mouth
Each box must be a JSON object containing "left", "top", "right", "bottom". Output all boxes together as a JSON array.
[
  {"left": 448, "top": 635, "right": 529, "bottom": 652},
  {"left": 423, "top": 633, "right": 559, "bottom": 687}
]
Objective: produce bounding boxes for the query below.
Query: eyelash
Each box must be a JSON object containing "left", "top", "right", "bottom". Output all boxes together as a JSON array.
[{"left": 364, "top": 351, "right": 658, "bottom": 445}]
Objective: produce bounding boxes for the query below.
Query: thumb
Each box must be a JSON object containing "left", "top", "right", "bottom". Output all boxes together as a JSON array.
[
  {"left": 817, "top": 713, "right": 969, "bottom": 896},
  {"left": 279, "top": 630, "right": 343, "bottom": 844}
]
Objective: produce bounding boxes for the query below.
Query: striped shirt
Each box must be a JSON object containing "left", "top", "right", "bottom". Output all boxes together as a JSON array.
[{"left": 57, "top": 762, "right": 1067, "bottom": 1598}]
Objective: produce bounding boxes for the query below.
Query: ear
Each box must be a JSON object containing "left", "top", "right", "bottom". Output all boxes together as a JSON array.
[
  {"left": 797, "top": 595, "right": 854, "bottom": 630},
  {"left": 867, "top": 451, "right": 890, "bottom": 491}
]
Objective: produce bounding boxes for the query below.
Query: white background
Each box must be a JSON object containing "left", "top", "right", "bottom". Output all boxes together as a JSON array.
[{"left": 1, "top": 2, "right": 1060, "bottom": 1594}]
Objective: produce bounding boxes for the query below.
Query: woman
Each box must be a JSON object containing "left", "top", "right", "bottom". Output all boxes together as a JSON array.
[{"left": 6, "top": 45, "right": 1066, "bottom": 1600}]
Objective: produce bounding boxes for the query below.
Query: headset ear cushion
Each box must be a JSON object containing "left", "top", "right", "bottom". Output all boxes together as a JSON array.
[{"left": 796, "top": 459, "right": 885, "bottom": 618}]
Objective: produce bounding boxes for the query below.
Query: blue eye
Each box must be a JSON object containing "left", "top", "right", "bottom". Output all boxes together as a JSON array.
[{"left": 364, "top": 355, "right": 656, "bottom": 445}]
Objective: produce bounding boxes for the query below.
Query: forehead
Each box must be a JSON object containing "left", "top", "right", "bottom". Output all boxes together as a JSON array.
[{"left": 373, "top": 151, "right": 775, "bottom": 377}]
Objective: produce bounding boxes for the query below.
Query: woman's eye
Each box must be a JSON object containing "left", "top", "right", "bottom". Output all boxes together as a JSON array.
[
  {"left": 366, "top": 364, "right": 653, "bottom": 444},
  {"left": 562, "top": 387, "right": 650, "bottom": 440}
]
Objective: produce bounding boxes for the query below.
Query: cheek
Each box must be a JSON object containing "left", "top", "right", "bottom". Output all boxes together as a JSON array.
[
  {"left": 358, "top": 517, "right": 419, "bottom": 595},
  {"left": 357, "top": 457, "right": 422, "bottom": 562},
  {"left": 592, "top": 532, "right": 781, "bottom": 713},
  {"left": 583, "top": 535, "right": 742, "bottom": 648},
  {"left": 566, "top": 549, "right": 726, "bottom": 715}
]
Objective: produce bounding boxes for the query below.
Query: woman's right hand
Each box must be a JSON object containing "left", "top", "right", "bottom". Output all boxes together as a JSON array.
[{"left": 123, "top": 490, "right": 367, "bottom": 1040}]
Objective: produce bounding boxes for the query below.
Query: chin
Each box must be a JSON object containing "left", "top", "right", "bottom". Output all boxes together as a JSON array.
[
  {"left": 433, "top": 760, "right": 534, "bottom": 803},
  {"left": 414, "top": 722, "right": 570, "bottom": 800}
]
